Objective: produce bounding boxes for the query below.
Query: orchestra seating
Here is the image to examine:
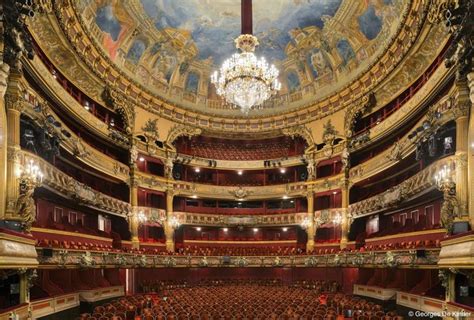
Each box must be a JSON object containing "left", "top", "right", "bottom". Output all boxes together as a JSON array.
[{"left": 77, "top": 280, "right": 402, "bottom": 320}]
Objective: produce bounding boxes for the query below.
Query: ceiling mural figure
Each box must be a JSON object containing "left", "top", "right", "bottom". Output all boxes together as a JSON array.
[{"left": 77, "top": 0, "right": 407, "bottom": 115}]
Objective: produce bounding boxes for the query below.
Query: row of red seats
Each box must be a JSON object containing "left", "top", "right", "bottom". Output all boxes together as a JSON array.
[
  {"left": 182, "top": 141, "right": 292, "bottom": 161},
  {"left": 36, "top": 239, "right": 118, "bottom": 252}
]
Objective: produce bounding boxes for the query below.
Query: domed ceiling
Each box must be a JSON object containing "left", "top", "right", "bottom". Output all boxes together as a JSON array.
[{"left": 76, "top": 0, "right": 407, "bottom": 116}]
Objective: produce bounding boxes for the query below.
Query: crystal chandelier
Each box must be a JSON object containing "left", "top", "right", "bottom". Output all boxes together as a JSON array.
[{"left": 211, "top": 34, "right": 281, "bottom": 114}]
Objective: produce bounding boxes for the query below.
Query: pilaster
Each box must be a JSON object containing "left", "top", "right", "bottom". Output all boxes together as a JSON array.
[
  {"left": 340, "top": 179, "right": 350, "bottom": 249},
  {"left": 0, "top": 62, "right": 10, "bottom": 218},
  {"left": 305, "top": 191, "right": 315, "bottom": 252},
  {"left": 129, "top": 177, "right": 139, "bottom": 249},
  {"left": 165, "top": 190, "right": 175, "bottom": 252},
  {"left": 4, "top": 71, "right": 24, "bottom": 219}
]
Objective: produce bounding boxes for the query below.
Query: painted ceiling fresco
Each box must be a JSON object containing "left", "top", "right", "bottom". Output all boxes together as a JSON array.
[{"left": 77, "top": 0, "right": 406, "bottom": 114}]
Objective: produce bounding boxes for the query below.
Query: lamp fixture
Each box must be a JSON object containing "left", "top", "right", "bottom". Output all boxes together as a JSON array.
[
  {"left": 210, "top": 0, "right": 280, "bottom": 114},
  {"left": 300, "top": 217, "right": 312, "bottom": 230},
  {"left": 137, "top": 212, "right": 147, "bottom": 224},
  {"left": 332, "top": 213, "right": 342, "bottom": 225},
  {"left": 434, "top": 164, "right": 455, "bottom": 191},
  {"left": 169, "top": 216, "right": 181, "bottom": 229}
]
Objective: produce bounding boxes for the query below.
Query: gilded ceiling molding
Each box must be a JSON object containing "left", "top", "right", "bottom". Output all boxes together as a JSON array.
[
  {"left": 281, "top": 125, "right": 314, "bottom": 153},
  {"left": 29, "top": 0, "right": 445, "bottom": 134},
  {"left": 165, "top": 124, "right": 202, "bottom": 150}
]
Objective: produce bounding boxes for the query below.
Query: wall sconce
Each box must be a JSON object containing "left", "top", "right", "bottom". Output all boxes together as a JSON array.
[
  {"left": 137, "top": 212, "right": 147, "bottom": 224},
  {"left": 300, "top": 217, "right": 312, "bottom": 230},
  {"left": 169, "top": 216, "right": 181, "bottom": 229},
  {"left": 17, "top": 160, "right": 43, "bottom": 233},
  {"left": 434, "top": 164, "right": 455, "bottom": 191},
  {"left": 332, "top": 213, "right": 342, "bottom": 225}
]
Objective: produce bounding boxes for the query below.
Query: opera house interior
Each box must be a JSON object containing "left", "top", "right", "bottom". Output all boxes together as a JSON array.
[{"left": 1, "top": 0, "right": 474, "bottom": 319}]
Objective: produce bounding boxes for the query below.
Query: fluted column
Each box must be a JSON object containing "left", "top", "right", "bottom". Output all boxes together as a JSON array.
[
  {"left": 4, "top": 71, "right": 23, "bottom": 220},
  {"left": 129, "top": 177, "right": 140, "bottom": 249},
  {"left": 0, "top": 63, "right": 10, "bottom": 218},
  {"left": 305, "top": 191, "right": 315, "bottom": 252},
  {"left": 340, "top": 180, "right": 350, "bottom": 249},
  {"left": 165, "top": 190, "right": 175, "bottom": 252}
]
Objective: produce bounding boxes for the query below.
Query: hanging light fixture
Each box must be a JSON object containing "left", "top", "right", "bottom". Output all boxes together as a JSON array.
[{"left": 211, "top": 0, "right": 281, "bottom": 114}]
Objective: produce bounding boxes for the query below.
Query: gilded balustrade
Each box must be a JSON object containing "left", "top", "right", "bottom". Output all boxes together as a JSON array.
[
  {"left": 349, "top": 90, "right": 457, "bottom": 184},
  {"left": 172, "top": 211, "right": 308, "bottom": 227},
  {"left": 35, "top": 247, "right": 440, "bottom": 269},
  {"left": 135, "top": 169, "right": 346, "bottom": 200},
  {"left": 349, "top": 155, "right": 457, "bottom": 218},
  {"left": 21, "top": 151, "right": 131, "bottom": 216},
  {"left": 350, "top": 61, "right": 454, "bottom": 152},
  {"left": 21, "top": 98, "right": 130, "bottom": 182},
  {"left": 22, "top": 57, "right": 126, "bottom": 146}
]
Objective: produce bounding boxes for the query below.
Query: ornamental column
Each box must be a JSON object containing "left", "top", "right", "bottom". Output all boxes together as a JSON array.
[
  {"left": 165, "top": 189, "right": 175, "bottom": 252},
  {"left": 340, "top": 179, "right": 350, "bottom": 249},
  {"left": 305, "top": 191, "right": 315, "bottom": 253},
  {"left": 0, "top": 62, "right": 10, "bottom": 217},
  {"left": 453, "top": 80, "right": 470, "bottom": 222},
  {"left": 467, "top": 71, "right": 474, "bottom": 228},
  {"left": 5, "top": 71, "right": 24, "bottom": 221},
  {"left": 129, "top": 178, "right": 140, "bottom": 249}
]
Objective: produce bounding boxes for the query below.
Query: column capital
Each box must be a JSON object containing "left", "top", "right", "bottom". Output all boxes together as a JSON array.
[
  {"left": 5, "top": 94, "right": 24, "bottom": 113},
  {"left": 467, "top": 71, "right": 474, "bottom": 104}
]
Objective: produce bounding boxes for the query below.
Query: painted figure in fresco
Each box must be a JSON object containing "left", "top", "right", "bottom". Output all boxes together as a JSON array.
[{"left": 308, "top": 49, "right": 332, "bottom": 79}]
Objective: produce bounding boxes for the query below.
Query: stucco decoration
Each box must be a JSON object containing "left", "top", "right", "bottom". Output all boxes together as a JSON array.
[{"left": 165, "top": 124, "right": 202, "bottom": 150}]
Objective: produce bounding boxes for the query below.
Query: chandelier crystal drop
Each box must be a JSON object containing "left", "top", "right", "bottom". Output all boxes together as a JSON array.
[{"left": 211, "top": 34, "right": 281, "bottom": 114}]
